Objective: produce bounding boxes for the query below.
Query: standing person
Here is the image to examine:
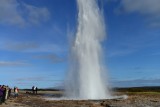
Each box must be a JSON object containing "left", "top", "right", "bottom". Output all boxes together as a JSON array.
[
  {"left": 2, "top": 85, "right": 6, "bottom": 103},
  {"left": 8, "top": 88, "right": 12, "bottom": 98},
  {"left": 34, "top": 86, "right": 36, "bottom": 95},
  {"left": 32, "top": 86, "right": 35, "bottom": 94},
  {"left": 13, "top": 87, "right": 16, "bottom": 97},
  {"left": 5, "top": 86, "right": 9, "bottom": 100},
  {"left": 35, "top": 87, "right": 38, "bottom": 94},
  {"left": 14, "top": 87, "right": 19, "bottom": 98},
  {"left": 0, "top": 85, "right": 3, "bottom": 104}
]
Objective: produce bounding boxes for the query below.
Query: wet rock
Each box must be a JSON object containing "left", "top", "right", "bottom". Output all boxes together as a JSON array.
[
  {"left": 100, "top": 101, "right": 111, "bottom": 107},
  {"left": 150, "top": 100, "right": 158, "bottom": 102}
]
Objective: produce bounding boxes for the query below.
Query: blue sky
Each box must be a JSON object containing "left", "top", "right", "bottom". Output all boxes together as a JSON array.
[{"left": 0, "top": 0, "right": 160, "bottom": 88}]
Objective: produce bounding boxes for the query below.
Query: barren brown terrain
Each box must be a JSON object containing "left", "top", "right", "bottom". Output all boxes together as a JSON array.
[{"left": 0, "top": 89, "right": 160, "bottom": 107}]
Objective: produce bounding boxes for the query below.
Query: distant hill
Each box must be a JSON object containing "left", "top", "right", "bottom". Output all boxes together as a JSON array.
[
  {"left": 21, "top": 86, "right": 160, "bottom": 92},
  {"left": 113, "top": 86, "right": 160, "bottom": 92}
]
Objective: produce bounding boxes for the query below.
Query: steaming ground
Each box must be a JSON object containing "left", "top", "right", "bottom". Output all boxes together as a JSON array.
[{"left": 45, "top": 95, "right": 128, "bottom": 101}]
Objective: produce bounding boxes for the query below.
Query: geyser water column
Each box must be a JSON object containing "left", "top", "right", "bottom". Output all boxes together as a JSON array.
[{"left": 65, "top": 0, "right": 110, "bottom": 99}]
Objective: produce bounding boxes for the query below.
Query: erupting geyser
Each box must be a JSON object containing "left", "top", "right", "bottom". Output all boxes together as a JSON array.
[{"left": 65, "top": 0, "right": 110, "bottom": 99}]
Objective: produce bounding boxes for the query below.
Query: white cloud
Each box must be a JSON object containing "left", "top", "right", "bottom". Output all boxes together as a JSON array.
[
  {"left": 15, "top": 76, "right": 64, "bottom": 88},
  {"left": 16, "top": 77, "right": 46, "bottom": 81},
  {"left": 116, "top": 0, "right": 160, "bottom": 27},
  {"left": 0, "top": 61, "right": 29, "bottom": 66},
  {"left": 23, "top": 3, "right": 50, "bottom": 25},
  {"left": 0, "top": 0, "right": 25, "bottom": 26},
  {"left": 5, "top": 42, "right": 39, "bottom": 51},
  {"left": 0, "top": 40, "right": 65, "bottom": 53},
  {"left": 34, "top": 54, "right": 65, "bottom": 63},
  {"left": 112, "top": 78, "right": 160, "bottom": 87},
  {"left": 0, "top": 0, "right": 50, "bottom": 26},
  {"left": 107, "top": 49, "right": 136, "bottom": 57}
]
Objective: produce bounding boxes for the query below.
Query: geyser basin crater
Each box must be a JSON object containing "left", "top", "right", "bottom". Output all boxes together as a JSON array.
[{"left": 45, "top": 95, "right": 128, "bottom": 101}]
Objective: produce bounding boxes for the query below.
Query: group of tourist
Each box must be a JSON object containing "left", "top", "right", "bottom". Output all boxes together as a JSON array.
[
  {"left": 0, "top": 85, "right": 39, "bottom": 105},
  {"left": 0, "top": 85, "right": 19, "bottom": 105},
  {"left": 32, "top": 86, "right": 38, "bottom": 94}
]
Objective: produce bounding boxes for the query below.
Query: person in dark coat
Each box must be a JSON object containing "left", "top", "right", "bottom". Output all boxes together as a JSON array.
[
  {"left": 2, "top": 85, "right": 6, "bottom": 103},
  {"left": 8, "top": 88, "right": 12, "bottom": 98},
  {"left": 0, "top": 85, "right": 3, "bottom": 104},
  {"left": 35, "top": 87, "right": 38, "bottom": 94},
  {"left": 32, "top": 86, "right": 35, "bottom": 94}
]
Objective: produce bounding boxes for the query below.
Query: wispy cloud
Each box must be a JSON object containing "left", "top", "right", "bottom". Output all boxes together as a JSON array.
[
  {"left": 112, "top": 78, "right": 160, "bottom": 87},
  {"left": 115, "top": 0, "right": 160, "bottom": 27},
  {"left": 0, "top": 41, "right": 65, "bottom": 53},
  {"left": 0, "top": 0, "right": 50, "bottom": 27},
  {"left": 15, "top": 76, "right": 63, "bottom": 87},
  {"left": 0, "top": 0, "right": 25, "bottom": 26},
  {"left": 16, "top": 77, "right": 46, "bottom": 81},
  {"left": 5, "top": 42, "right": 39, "bottom": 51},
  {"left": 0, "top": 61, "right": 29, "bottom": 66},
  {"left": 16, "top": 77, "right": 63, "bottom": 82},
  {"left": 150, "top": 52, "right": 160, "bottom": 56},
  {"left": 107, "top": 48, "right": 136, "bottom": 57},
  {"left": 15, "top": 80, "right": 63, "bottom": 88},
  {"left": 107, "top": 31, "right": 160, "bottom": 57},
  {"left": 132, "top": 66, "right": 143, "bottom": 70},
  {"left": 34, "top": 54, "right": 65, "bottom": 63},
  {"left": 23, "top": 3, "right": 50, "bottom": 25}
]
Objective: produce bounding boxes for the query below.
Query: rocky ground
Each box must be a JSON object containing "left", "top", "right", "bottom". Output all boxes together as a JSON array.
[{"left": 0, "top": 91, "right": 160, "bottom": 107}]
